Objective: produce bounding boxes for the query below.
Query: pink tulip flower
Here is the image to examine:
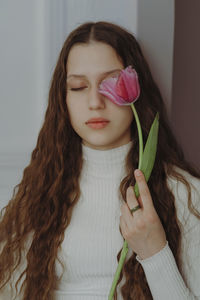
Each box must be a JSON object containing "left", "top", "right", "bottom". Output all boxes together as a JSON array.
[
  {"left": 98, "top": 65, "right": 140, "bottom": 105},
  {"left": 102, "top": 66, "right": 159, "bottom": 300}
]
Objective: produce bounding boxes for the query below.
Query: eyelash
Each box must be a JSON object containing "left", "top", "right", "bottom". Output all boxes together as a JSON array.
[{"left": 70, "top": 87, "right": 85, "bottom": 91}]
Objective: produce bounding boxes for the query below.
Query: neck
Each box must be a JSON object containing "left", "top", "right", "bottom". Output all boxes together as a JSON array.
[{"left": 81, "top": 140, "right": 133, "bottom": 178}]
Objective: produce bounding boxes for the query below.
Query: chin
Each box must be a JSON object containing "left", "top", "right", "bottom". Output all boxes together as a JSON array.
[{"left": 82, "top": 136, "right": 123, "bottom": 150}]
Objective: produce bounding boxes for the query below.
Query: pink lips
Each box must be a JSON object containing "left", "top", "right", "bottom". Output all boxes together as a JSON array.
[{"left": 86, "top": 117, "right": 110, "bottom": 129}]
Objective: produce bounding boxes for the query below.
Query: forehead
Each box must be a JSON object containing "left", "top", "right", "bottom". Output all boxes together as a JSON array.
[{"left": 66, "top": 42, "right": 124, "bottom": 76}]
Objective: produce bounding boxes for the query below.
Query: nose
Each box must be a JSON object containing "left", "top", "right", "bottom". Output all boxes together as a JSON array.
[{"left": 88, "top": 85, "right": 105, "bottom": 110}]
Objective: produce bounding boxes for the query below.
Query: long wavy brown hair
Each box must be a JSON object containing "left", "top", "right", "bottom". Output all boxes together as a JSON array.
[{"left": 0, "top": 21, "right": 200, "bottom": 300}]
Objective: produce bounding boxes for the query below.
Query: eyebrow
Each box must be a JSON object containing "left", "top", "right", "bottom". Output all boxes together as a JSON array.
[{"left": 66, "top": 68, "right": 122, "bottom": 80}]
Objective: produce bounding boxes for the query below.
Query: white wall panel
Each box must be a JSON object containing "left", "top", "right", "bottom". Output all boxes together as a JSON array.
[
  {"left": 65, "top": 0, "right": 138, "bottom": 36},
  {"left": 0, "top": 1, "right": 40, "bottom": 209}
]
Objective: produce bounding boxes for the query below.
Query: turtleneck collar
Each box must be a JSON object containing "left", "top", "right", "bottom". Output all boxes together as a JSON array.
[{"left": 81, "top": 140, "right": 133, "bottom": 178}]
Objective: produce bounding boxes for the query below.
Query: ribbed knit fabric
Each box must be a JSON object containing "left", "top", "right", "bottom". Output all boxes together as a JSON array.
[
  {"left": 1, "top": 142, "right": 200, "bottom": 300},
  {"left": 54, "top": 141, "right": 133, "bottom": 300},
  {"left": 53, "top": 141, "right": 200, "bottom": 300}
]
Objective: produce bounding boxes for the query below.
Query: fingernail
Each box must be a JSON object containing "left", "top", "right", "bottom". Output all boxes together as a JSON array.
[{"left": 135, "top": 169, "right": 142, "bottom": 177}]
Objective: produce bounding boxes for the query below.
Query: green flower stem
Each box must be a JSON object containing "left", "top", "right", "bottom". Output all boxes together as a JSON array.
[
  {"left": 108, "top": 241, "right": 129, "bottom": 299},
  {"left": 108, "top": 103, "right": 144, "bottom": 299},
  {"left": 131, "top": 103, "right": 143, "bottom": 169},
  {"left": 108, "top": 183, "right": 139, "bottom": 299}
]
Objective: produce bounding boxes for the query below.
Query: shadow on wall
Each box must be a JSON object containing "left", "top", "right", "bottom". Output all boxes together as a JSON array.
[{"left": 171, "top": 0, "right": 200, "bottom": 170}]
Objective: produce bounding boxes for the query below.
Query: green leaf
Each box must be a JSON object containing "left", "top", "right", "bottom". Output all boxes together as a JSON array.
[{"left": 134, "top": 112, "right": 159, "bottom": 198}]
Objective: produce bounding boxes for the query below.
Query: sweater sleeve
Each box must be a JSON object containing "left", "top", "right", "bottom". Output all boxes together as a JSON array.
[{"left": 135, "top": 168, "right": 200, "bottom": 300}]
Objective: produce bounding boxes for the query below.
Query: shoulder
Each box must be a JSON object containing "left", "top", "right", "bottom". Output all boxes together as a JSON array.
[
  {"left": 166, "top": 165, "right": 200, "bottom": 231},
  {"left": 166, "top": 165, "right": 200, "bottom": 203}
]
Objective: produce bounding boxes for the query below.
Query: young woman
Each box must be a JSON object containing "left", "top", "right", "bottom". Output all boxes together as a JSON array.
[{"left": 0, "top": 21, "right": 200, "bottom": 300}]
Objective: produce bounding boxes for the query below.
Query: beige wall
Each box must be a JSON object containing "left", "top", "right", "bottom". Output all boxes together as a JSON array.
[
  {"left": 171, "top": 0, "right": 200, "bottom": 170},
  {"left": 137, "top": 0, "right": 174, "bottom": 118}
]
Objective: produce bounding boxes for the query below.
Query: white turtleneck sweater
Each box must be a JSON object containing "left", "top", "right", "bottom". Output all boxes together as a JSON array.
[
  {"left": 53, "top": 141, "right": 200, "bottom": 300},
  {"left": 1, "top": 141, "right": 200, "bottom": 300}
]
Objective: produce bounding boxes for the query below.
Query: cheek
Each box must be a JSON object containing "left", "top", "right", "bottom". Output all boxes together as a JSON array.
[
  {"left": 114, "top": 106, "right": 133, "bottom": 127},
  {"left": 66, "top": 96, "right": 83, "bottom": 120},
  {"left": 66, "top": 100, "right": 79, "bottom": 131}
]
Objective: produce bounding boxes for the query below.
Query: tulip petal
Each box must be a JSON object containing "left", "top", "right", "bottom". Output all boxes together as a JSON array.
[
  {"left": 115, "top": 75, "right": 129, "bottom": 100},
  {"left": 116, "top": 67, "right": 140, "bottom": 103},
  {"left": 99, "top": 78, "right": 127, "bottom": 106},
  {"left": 98, "top": 65, "right": 140, "bottom": 106},
  {"left": 125, "top": 70, "right": 140, "bottom": 100}
]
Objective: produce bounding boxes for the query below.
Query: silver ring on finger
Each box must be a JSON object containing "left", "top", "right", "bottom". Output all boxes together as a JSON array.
[{"left": 131, "top": 204, "right": 141, "bottom": 213}]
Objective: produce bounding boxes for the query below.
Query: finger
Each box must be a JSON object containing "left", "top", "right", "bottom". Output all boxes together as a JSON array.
[
  {"left": 120, "top": 187, "right": 141, "bottom": 230},
  {"left": 126, "top": 186, "right": 141, "bottom": 213},
  {"left": 120, "top": 201, "right": 135, "bottom": 231},
  {"left": 119, "top": 215, "right": 128, "bottom": 239},
  {"left": 134, "top": 169, "right": 153, "bottom": 210}
]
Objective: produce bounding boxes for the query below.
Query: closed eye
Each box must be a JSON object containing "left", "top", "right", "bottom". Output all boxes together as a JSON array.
[{"left": 70, "top": 87, "right": 86, "bottom": 91}]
